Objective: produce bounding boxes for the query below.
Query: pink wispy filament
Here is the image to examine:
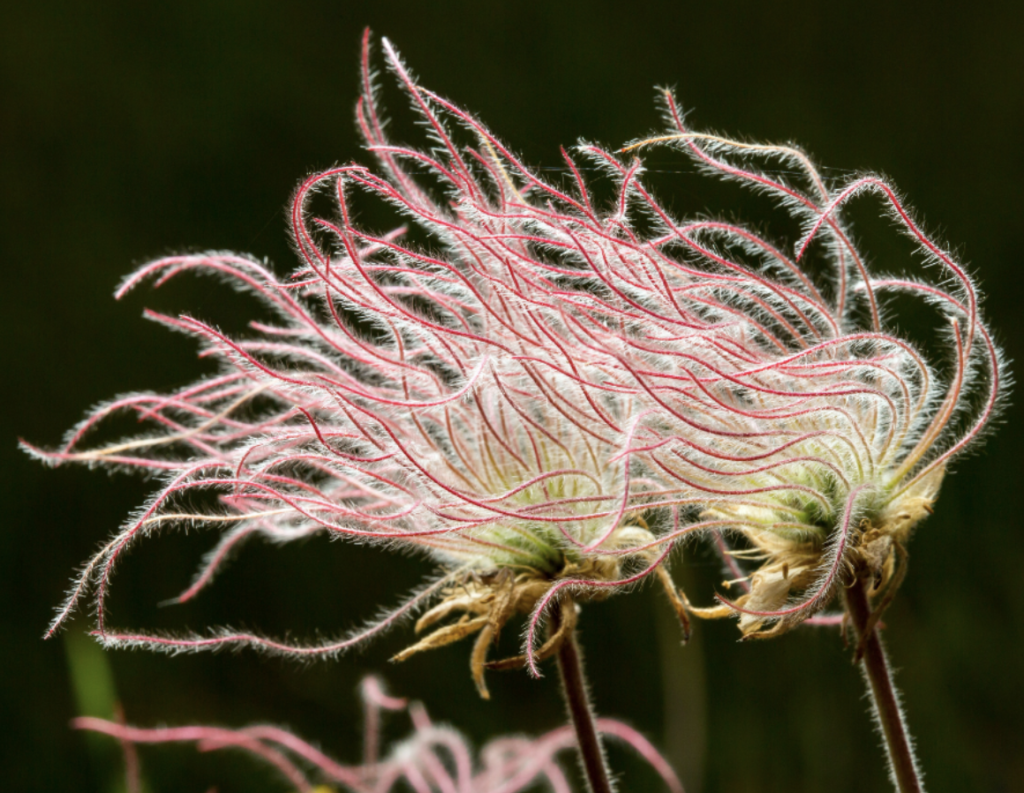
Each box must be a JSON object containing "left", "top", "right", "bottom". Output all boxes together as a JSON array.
[{"left": 75, "top": 677, "right": 684, "bottom": 793}]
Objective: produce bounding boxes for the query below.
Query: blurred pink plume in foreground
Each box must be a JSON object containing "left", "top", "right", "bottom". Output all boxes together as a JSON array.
[
  {"left": 76, "top": 676, "right": 683, "bottom": 793},
  {"left": 25, "top": 28, "right": 1003, "bottom": 665}
]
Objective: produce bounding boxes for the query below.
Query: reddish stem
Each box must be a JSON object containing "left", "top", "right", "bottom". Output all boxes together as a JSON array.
[
  {"left": 845, "top": 576, "right": 923, "bottom": 793},
  {"left": 552, "top": 602, "right": 615, "bottom": 793}
]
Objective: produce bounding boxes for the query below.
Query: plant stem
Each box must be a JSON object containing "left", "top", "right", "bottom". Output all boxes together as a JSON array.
[
  {"left": 553, "top": 601, "right": 615, "bottom": 793},
  {"left": 845, "top": 575, "right": 924, "bottom": 793}
]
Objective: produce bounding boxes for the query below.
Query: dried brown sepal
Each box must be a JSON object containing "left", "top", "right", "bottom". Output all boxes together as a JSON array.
[
  {"left": 470, "top": 573, "right": 520, "bottom": 699},
  {"left": 470, "top": 624, "right": 498, "bottom": 699},
  {"left": 391, "top": 615, "right": 490, "bottom": 663},
  {"left": 654, "top": 563, "right": 691, "bottom": 643},
  {"left": 484, "top": 597, "right": 578, "bottom": 671},
  {"left": 679, "top": 587, "right": 734, "bottom": 620},
  {"left": 414, "top": 594, "right": 489, "bottom": 634}
]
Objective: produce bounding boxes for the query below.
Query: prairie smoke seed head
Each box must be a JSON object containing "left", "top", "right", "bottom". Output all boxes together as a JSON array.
[
  {"left": 25, "top": 31, "right": 1004, "bottom": 689},
  {"left": 617, "top": 109, "right": 1004, "bottom": 638},
  {"left": 25, "top": 34, "right": 697, "bottom": 692}
]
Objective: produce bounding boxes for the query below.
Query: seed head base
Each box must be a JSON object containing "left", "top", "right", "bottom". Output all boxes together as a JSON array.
[
  {"left": 689, "top": 468, "right": 942, "bottom": 640},
  {"left": 392, "top": 550, "right": 688, "bottom": 699}
]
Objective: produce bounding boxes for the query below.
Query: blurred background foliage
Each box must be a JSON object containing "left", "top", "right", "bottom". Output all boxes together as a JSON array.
[{"left": 3, "top": 1, "right": 1022, "bottom": 791}]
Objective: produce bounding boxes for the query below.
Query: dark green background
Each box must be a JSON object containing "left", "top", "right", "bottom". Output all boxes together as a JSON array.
[{"left": 3, "top": 2, "right": 1022, "bottom": 791}]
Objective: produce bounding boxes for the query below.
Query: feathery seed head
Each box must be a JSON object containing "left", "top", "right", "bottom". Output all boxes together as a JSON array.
[{"left": 616, "top": 110, "right": 1005, "bottom": 638}]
